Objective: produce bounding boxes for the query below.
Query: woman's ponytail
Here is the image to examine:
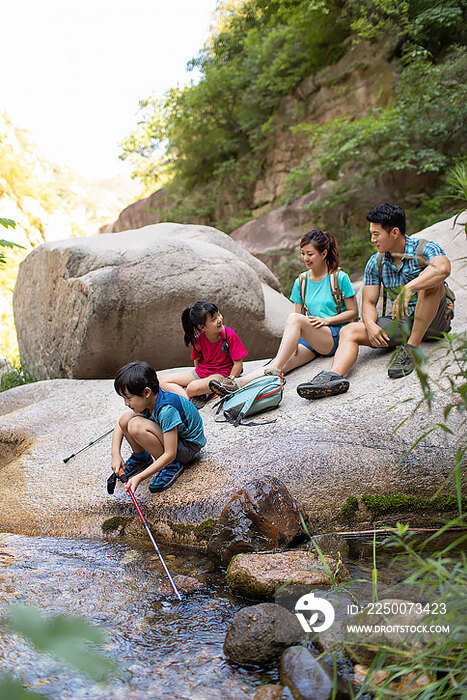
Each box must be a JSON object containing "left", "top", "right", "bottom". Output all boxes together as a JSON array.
[
  {"left": 300, "top": 229, "right": 340, "bottom": 272},
  {"left": 324, "top": 231, "right": 340, "bottom": 272}
]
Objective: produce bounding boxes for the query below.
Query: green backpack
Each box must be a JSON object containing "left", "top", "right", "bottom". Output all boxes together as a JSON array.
[{"left": 214, "top": 375, "right": 284, "bottom": 427}]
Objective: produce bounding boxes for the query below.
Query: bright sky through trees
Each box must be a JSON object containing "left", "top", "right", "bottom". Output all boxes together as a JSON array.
[{"left": 1, "top": 0, "right": 218, "bottom": 179}]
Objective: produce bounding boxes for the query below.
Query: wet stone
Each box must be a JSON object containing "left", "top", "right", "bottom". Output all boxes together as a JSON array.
[
  {"left": 223, "top": 603, "right": 305, "bottom": 668},
  {"left": 208, "top": 476, "right": 308, "bottom": 566},
  {"left": 280, "top": 646, "right": 351, "bottom": 700},
  {"left": 227, "top": 550, "right": 350, "bottom": 599}
]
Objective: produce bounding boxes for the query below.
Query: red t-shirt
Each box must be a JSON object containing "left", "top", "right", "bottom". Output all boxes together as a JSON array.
[{"left": 192, "top": 326, "right": 248, "bottom": 378}]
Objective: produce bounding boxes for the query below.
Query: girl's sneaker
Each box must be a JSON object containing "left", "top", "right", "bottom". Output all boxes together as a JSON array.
[
  {"left": 208, "top": 376, "right": 241, "bottom": 396},
  {"left": 149, "top": 462, "right": 185, "bottom": 493}
]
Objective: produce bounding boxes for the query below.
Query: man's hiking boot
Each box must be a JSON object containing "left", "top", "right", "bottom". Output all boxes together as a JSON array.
[
  {"left": 209, "top": 376, "right": 242, "bottom": 396},
  {"left": 191, "top": 394, "right": 209, "bottom": 409},
  {"left": 296, "top": 371, "right": 349, "bottom": 400},
  {"left": 149, "top": 462, "right": 185, "bottom": 493},
  {"left": 388, "top": 345, "right": 416, "bottom": 379}
]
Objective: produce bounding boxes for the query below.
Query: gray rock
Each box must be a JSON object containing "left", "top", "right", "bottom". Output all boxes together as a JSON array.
[
  {"left": 207, "top": 476, "right": 308, "bottom": 566},
  {"left": 226, "top": 550, "right": 350, "bottom": 599},
  {"left": 13, "top": 223, "right": 291, "bottom": 379},
  {"left": 223, "top": 603, "right": 305, "bottom": 668},
  {"left": 345, "top": 598, "right": 432, "bottom": 665},
  {"left": 280, "top": 646, "right": 351, "bottom": 700},
  {"left": 1, "top": 215, "right": 465, "bottom": 541}
]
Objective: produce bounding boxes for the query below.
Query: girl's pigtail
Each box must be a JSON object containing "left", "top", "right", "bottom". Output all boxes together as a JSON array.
[
  {"left": 324, "top": 231, "right": 340, "bottom": 272},
  {"left": 181, "top": 307, "right": 195, "bottom": 347}
]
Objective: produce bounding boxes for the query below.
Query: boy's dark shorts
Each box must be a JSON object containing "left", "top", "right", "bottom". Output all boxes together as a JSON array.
[
  {"left": 177, "top": 439, "right": 202, "bottom": 465},
  {"left": 377, "top": 294, "right": 453, "bottom": 348}
]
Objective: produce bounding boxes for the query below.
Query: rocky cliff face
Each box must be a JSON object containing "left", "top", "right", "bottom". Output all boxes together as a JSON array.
[{"left": 100, "top": 41, "right": 397, "bottom": 241}]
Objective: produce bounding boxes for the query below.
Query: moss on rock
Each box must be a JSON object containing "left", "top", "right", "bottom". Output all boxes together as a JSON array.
[{"left": 361, "top": 493, "right": 465, "bottom": 515}]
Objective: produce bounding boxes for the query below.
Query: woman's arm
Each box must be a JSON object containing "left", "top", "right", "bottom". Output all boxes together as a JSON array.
[{"left": 307, "top": 295, "right": 359, "bottom": 327}]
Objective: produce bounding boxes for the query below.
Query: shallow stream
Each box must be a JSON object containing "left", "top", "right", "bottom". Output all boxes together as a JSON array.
[
  {"left": 0, "top": 531, "right": 446, "bottom": 699},
  {"left": 0, "top": 534, "right": 276, "bottom": 699}
]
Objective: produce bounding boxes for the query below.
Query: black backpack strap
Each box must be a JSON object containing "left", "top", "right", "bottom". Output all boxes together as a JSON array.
[
  {"left": 376, "top": 252, "right": 387, "bottom": 316},
  {"left": 299, "top": 272, "right": 309, "bottom": 316},
  {"left": 221, "top": 328, "right": 234, "bottom": 365}
]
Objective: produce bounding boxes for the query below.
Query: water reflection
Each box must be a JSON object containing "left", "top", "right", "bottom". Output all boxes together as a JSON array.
[{"left": 0, "top": 533, "right": 276, "bottom": 699}]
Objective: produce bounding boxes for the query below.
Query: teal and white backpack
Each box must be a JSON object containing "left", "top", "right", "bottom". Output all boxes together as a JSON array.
[{"left": 214, "top": 374, "right": 284, "bottom": 427}]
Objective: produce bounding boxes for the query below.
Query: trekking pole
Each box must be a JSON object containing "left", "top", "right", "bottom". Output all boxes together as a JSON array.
[
  {"left": 63, "top": 428, "right": 114, "bottom": 464},
  {"left": 120, "top": 474, "right": 182, "bottom": 601}
]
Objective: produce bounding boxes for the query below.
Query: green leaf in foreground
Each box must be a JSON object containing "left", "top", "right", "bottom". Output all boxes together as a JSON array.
[{"left": 2, "top": 606, "right": 114, "bottom": 682}]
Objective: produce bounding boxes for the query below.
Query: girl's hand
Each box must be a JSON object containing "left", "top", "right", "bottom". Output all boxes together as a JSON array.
[
  {"left": 307, "top": 316, "right": 329, "bottom": 328},
  {"left": 111, "top": 456, "right": 125, "bottom": 474}
]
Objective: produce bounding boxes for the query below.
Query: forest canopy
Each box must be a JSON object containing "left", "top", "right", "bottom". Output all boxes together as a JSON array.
[{"left": 120, "top": 0, "right": 467, "bottom": 236}]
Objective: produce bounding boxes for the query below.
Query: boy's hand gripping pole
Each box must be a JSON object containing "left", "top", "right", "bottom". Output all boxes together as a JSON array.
[{"left": 119, "top": 473, "right": 182, "bottom": 601}]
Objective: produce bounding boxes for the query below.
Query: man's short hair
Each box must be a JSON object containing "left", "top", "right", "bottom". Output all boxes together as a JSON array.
[
  {"left": 366, "top": 203, "right": 406, "bottom": 235},
  {"left": 114, "top": 360, "right": 159, "bottom": 396}
]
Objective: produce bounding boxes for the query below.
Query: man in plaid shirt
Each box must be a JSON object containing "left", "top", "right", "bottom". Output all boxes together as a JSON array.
[{"left": 297, "top": 203, "right": 452, "bottom": 400}]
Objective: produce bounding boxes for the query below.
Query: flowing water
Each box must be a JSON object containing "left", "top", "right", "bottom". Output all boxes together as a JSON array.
[{"left": 0, "top": 533, "right": 277, "bottom": 699}]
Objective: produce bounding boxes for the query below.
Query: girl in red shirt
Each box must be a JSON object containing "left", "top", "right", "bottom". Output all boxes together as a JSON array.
[{"left": 162, "top": 301, "right": 248, "bottom": 406}]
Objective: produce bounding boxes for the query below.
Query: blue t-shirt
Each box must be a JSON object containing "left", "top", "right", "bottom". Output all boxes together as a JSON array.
[
  {"left": 144, "top": 391, "right": 206, "bottom": 448},
  {"left": 290, "top": 269, "right": 355, "bottom": 318}
]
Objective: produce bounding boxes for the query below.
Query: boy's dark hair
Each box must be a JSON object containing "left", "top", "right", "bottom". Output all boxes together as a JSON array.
[
  {"left": 366, "top": 203, "right": 406, "bottom": 235},
  {"left": 181, "top": 301, "right": 220, "bottom": 347},
  {"left": 114, "top": 361, "right": 159, "bottom": 396},
  {"left": 300, "top": 229, "right": 340, "bottom": 272}
]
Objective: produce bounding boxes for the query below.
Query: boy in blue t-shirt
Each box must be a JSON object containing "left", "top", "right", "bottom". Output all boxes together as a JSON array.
[{"left": 110, "top": 361, "right": 206, "bottom": 494}]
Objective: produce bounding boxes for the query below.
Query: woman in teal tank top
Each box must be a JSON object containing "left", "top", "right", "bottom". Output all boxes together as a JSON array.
[{"left": 209, "top": 229, "right": 359, "bottom": 395}]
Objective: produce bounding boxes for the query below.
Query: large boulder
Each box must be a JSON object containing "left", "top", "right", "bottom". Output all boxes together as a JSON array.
[
  {"left": 13, "top": 223, "right": 291, "bottom": 379},
  {"left": 0, "top": 214, "right": 465, "bottom": 543},
  {"left": 207, "top": 476, "right": 308, "bottom": 566}
]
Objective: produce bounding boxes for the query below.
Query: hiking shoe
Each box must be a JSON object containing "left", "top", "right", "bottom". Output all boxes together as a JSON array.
[
  {"left": 388, "top": 345, "right": 416, "bottom": 379},
  {"left": 124, "top": 449, "right": 153, "bottom": 477},
  {"left": 149, "top": 462, "right": 185, "bottom": 493},
  {"left": 191, "top": 394, "right": 209, "bottom": 409},
  {"left": 296, "top": 371, "right": 349, "bottom": 400},
  {"left": 263, "top": 367, "right": 282, "bottom": 377},
  {"left": 209, "top": 376, "right": 241, "bottom": 396}
]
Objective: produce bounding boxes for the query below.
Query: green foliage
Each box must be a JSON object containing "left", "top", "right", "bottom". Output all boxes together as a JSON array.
[
  {"left": 121, "top": 0, "right": 349, "bottom": 219},
  {"left": 0, "top": 358, "right": 33, "bottom": 392},
  {"left": 121, "top": 0, "right": 467, "bottom": 238},
  {"left": 352, "top": 505, "right": 467, "bottom": 698},
  {"left": 285, "top": 47, "right": 467, "bottom": 211},
  {"left": 0, "top": 605, "right": 114, "bottom": 697},
  {"left": 0, "top": 217, "right": 24, "bottom": 268}
]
